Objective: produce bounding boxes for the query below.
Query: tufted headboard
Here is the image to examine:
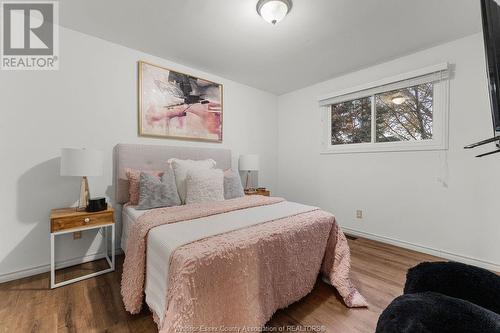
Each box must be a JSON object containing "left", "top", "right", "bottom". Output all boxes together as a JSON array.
[{"left": 114, "top": 143, "right": 232, "bottom": 204}]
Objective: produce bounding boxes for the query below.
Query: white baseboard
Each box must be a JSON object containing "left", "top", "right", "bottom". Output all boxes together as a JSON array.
[
  {"left": 343, "top": 227, "right": 500, "bottom": 273},
  {"left": 0, "top": 248, "right": 123, "bottom": 284}
]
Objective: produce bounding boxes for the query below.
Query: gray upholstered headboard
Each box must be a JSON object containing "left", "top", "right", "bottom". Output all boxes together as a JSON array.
[{"left": 114, "top": 143, "right": 232, "bottom": 204}]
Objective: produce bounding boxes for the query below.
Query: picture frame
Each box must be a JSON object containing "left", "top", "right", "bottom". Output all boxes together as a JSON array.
[{"left": 138, "top": 61, "right": 223, "bottom": 142}]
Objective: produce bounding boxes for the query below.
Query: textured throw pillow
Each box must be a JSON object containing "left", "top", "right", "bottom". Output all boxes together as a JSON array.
[
  {"left": 168, "top": 158, "right": 217, "bottom": 204},
  {"left": 136, "top": 167, "right": 181, "bottom": 210},
  {"left": 223, "top": 170, "right": 245, "bottom": 199},
  {"left": 185, "top": 168, "right": 224, "bottom": 205},
  {"left": 125, "top": 169, "right": 164, "bottom": 205}
]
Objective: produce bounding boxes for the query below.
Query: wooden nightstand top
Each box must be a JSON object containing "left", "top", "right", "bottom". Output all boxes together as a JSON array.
[
  {"left": 245, "top": 189, "right": 270, "bottom": 197},
  {"left": 50, "top": 207, "right": 114, "bottom": 233},
  {"left": 50, "top": 207, "right": 114, "bottom": 219}
]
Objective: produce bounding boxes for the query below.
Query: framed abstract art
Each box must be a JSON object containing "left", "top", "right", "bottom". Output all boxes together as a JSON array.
[{"left": 138, "top": 61, "right": 223, "bottom": 142}]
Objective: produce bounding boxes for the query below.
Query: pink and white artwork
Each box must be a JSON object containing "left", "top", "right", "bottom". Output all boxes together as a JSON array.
[{"left": 139, "top": 61, "right": 223, "bottom": 142}]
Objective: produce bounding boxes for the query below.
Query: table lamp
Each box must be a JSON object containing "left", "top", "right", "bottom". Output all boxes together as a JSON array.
[
  {"left": 60, "top": 148, "right": 103, "bottom": 211},
  {"left": 239, "top": 154, "right": 259, "bottom": 191}
]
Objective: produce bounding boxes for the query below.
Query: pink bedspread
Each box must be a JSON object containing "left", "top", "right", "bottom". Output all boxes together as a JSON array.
[{"left": 121, "top": 196, "right": 367, "bottom": 332}]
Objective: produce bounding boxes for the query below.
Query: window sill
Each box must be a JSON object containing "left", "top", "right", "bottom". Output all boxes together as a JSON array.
[{"left": 320, "top": 141, "right": 447, "bottom": 154}]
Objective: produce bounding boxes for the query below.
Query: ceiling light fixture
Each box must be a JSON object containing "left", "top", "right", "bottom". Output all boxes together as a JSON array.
[{"left": 256, "top": 0, "right": 292, "bottom": 25}]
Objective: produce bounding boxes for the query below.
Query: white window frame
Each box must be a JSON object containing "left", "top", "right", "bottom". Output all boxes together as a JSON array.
[{"left": 319, "top": 63, "right": 450, "bottom": 154}]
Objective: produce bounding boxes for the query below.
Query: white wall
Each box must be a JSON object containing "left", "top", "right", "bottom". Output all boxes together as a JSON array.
[
  {"left": 0, "top": 27, "right": 278, "bottom": 281},
  {"left": 277, "top": 34, "right": 500, "bottom": 271}
]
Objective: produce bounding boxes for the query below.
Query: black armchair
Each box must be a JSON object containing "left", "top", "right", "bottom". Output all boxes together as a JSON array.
[{"left": 376, "top": 262, "right": 500, "bottom": 333}]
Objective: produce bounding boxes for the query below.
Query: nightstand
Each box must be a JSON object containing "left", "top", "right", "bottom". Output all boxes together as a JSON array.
[
  {"left": 50, "top": 207, "right": 115, "bottom": 289},
  {"left": 245, "top": 189, "right": 270, "bottom": 197}
]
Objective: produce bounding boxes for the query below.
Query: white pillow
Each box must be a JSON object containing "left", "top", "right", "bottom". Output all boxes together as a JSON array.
[
  {"left": 168, "top": 158, "right": 216, "bottom": 203},
  {"left": 185, "top": 168, "right": 224, "bottom": 205}
]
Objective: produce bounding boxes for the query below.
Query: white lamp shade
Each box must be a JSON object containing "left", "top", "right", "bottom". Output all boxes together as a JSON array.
[
  {"left": 60, "top": 148, "right": 103, "bottom": 177},
  {"left": 239, "top": 154, "right": 259, "bottom": 171}
]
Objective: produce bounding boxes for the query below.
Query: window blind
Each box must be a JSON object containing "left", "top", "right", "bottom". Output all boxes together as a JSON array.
[{"left": 319, "top": 66, "right": 449, "bottom": 107}]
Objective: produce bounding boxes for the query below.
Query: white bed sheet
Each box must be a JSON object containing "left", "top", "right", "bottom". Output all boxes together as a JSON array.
[{"left": 121, "top": 205, "right": 146, "bottom": 252}]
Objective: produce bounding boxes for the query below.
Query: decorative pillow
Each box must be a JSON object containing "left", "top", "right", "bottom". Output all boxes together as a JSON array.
[
  {"left": 136, "top": 167, "right": 181, "bottom": 210},
  {"left": 168, "top": 158, "right": 217, "bottom": 204},
  {"left": 185, "top": 168, "right": 224, "bottom": 205},
  {"left": 223, "top": 170, "right": 245, "bottom": 199},
  {"left": 125, "top": 169, "right": 163, "bottom": 205}
]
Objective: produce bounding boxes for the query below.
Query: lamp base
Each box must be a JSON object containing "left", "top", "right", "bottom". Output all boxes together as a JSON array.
[
  {"left": 245, "top": 171, "right": 259, "bottom": 191},
  {"left": 77, "top": 176, "right": 90, "bottom": 211}
]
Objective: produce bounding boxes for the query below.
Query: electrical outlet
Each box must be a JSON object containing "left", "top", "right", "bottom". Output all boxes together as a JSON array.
[
  {"left": 73, "top": 232, "right": 82, "bottom": 240},
  {"left": 356, "top": 210, "right": 363, "bottom": 219}
]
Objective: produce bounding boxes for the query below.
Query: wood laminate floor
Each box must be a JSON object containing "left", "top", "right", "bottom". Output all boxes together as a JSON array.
[{"left": 0, "top": 237, "right": 442, "bottom": 333}]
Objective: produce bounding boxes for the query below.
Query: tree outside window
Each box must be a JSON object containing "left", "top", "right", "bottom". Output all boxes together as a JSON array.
[{"left": 330, "top": 83, "right": 433, "bottom": 145}]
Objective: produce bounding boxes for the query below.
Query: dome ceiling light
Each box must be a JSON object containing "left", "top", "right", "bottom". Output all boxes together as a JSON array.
[{"left": 256, "top": 0, "right": 293, "bottom": 25}]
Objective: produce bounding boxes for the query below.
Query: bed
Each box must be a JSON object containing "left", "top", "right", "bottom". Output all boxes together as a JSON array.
[{"left": 115, "top": 143, "right": 366, "bottom": 333}]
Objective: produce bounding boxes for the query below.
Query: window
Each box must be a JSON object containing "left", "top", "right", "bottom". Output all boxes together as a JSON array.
[
  {"left": 331, "top": 97, "right": 371, "bottom": 145},
  {"left": 375, "top": 83, "right": 433, "bottom": 143},
  {"left": 320, "top": 64, "right": 449, "bottom": 153}
]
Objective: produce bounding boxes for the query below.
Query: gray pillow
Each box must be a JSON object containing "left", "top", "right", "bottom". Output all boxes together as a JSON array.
[
  {"left": 137, "top": 168, "right": 181, "bottom": 210},
  {"left": 223, "top": 170, "right": 245, "bottom": 199}
]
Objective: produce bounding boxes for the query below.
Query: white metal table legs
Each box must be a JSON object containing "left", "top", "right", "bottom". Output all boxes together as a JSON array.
[{"left": 50, "top": 223, "right": 115, "bottom": 289}]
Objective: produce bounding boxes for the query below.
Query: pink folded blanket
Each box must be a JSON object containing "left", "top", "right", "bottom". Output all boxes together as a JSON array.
[{"left": 121, "top": 196, "right": 367, "bottom": 331}]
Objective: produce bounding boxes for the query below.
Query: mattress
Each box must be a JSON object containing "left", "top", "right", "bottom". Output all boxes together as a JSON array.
[{"left": 121, "top": 205, "right": 146, "bottom": 252}]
